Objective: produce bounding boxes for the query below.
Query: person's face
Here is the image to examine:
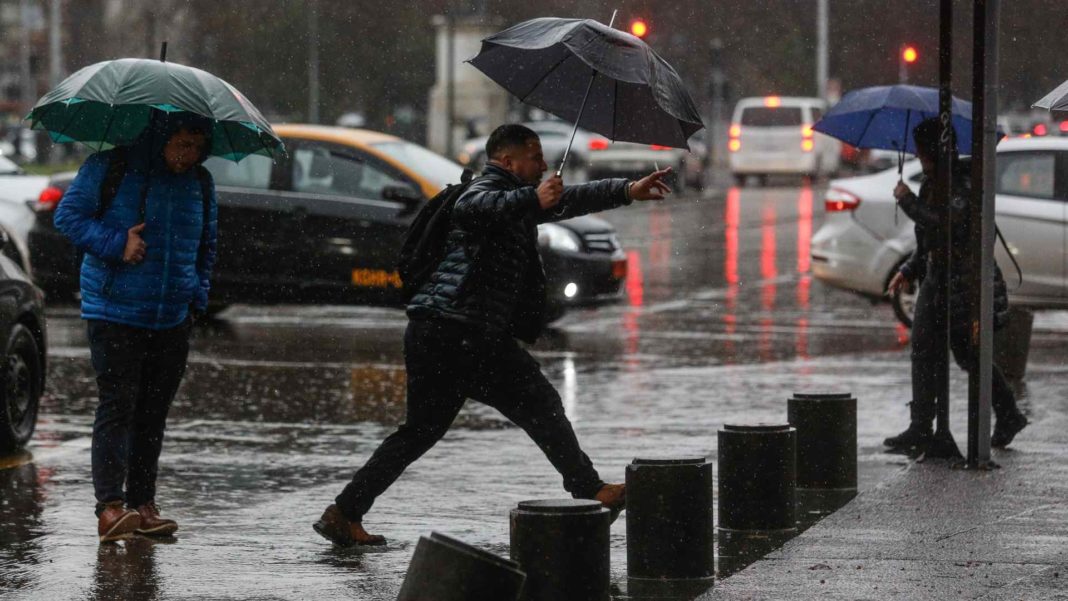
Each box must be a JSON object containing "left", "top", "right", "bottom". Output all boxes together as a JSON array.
[
  {"left": 163, "top": 128, "right": 207, "bottom": 174},
  {"left": 917, "top": 149, "right": 935, "bottom": 178},
  {"left": 499, "top": 138, "right": 547, "bottom": 184}
]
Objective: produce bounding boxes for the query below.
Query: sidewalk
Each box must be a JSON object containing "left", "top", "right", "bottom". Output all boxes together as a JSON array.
[{"left": 704, "top": 367, "right": 1068, "bottom": 600}]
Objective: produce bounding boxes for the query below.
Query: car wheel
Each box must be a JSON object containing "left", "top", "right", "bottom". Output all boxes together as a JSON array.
[
  {"left": 891, "top": 280, "right": 918, "bottom": 328},
  {"left": 0, "top": 324, "right": 43, "bottom": 453}
]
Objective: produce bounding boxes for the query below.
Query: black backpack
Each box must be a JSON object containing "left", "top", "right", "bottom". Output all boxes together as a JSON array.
[
  {"left": 397, "top": 168, "right": 475, "bottom": 303},
  {"left": 95, "top": 147, "right": 213, "bottom": 260}
]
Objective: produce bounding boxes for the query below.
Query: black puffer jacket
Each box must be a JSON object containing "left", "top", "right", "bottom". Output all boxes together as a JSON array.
[{"left": 407, "top": 164, "right": 631, "bottom": 342}]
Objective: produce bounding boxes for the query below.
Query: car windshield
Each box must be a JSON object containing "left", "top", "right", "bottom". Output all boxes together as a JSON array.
[
  {"left": 0, "top": 154, "right": 19, "bottom": 174},
  {"left": 371, "top": 140, "right": 464, "bottom": 192},
  {"left": 741, "top": 107, "right": 803, "bottom": 127}
]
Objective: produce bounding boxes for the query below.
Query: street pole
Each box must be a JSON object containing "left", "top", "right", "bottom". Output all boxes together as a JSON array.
[
  {"left": 709, "top": 38, "right": 725, "bottom": 180},
  {"left": 307, "top": 0, "right": 321, "bottom": 124},
  {"left": 898, "top": 45, "right": 908, "bottom": 84},
  {"left": 49, "top": 0, "right": 62, "bottom": 88},
  {"left": 19, "top": 0, "right": 36, "bottom": 110},
  {"left": 966, "top": 0, "right": 999, "bottom": 468},
  {"left": 927, "top": 0, "right": 963, "bottom": 460},
  {"left": 816, "top": 0, "right": 828, "bottom": 98},
  {"left": 445, "top": 14, "right": 456, "bottom": 161}
]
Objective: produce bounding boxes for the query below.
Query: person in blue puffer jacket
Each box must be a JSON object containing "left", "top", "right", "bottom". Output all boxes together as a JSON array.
[{"left": 54, "top": 111, "right": 217, "bottom": 543}]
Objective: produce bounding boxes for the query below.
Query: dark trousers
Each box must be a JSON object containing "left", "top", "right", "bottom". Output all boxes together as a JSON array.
[
  {"left": 88, "top": 319, "right": 191, "bottom": 510},
  {"left": 336, "top": 317, "right": 604, "bottom": 521},
  {"left": 911, "top": 278, "right": 1019, "bottom": 424}
]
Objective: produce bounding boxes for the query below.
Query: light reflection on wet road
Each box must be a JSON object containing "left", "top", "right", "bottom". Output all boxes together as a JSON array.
[{"left": 3, "top": 183, "right": 1066, "bottom": 599}]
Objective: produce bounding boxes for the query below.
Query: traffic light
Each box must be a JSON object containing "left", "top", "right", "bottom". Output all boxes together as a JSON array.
[
  {"left": 629, "top": 19, "right": 648, "bottom": 39},
  {"left": 899, "top": 45, "right": 918, "bottom": 83},
  {"left": 902, "top": 46, "right": 918, "bottom": 64}
]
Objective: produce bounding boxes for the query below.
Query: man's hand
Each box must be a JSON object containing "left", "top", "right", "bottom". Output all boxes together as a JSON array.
[
  {"left": 629, "top": 167, "right": 673, "bottom": 201},
  {"left": 886, "top": 271, "right": 910, "bottom": 297},
  {"left": 537, "top": 174, "right": 563, "bottom": 210},
  {"left": 123, "top": 223, "right": 146, "bottom": 264},
  {"left": 893, "top": 181, "right": 911, "bottom": 202}
]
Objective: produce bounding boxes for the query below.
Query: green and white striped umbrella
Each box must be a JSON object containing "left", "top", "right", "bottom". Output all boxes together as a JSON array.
[{"left": 25, "top": 58, "right": 284, "bottom": 162}]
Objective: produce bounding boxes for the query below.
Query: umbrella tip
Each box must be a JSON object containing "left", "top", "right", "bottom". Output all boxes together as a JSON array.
[{"left": 160, "top": 41, "right": 168, "bottom": 63}]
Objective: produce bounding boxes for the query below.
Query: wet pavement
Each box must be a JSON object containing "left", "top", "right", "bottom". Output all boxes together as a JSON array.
[{"left": 3, "top": 181, "right": 1067, "bottom": 599}]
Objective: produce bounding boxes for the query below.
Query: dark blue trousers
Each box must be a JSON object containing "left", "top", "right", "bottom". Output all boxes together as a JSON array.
[{"left": 88, "top": 319, "right": 191, "bottom": 511}]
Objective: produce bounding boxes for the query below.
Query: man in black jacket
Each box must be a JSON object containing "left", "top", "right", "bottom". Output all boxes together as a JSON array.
[
  {"left": 885, "top": 117, "right": 1027, "bottom": 452},
  {"left": 315, "top": 124, "right": 672, "bottom": 545}
]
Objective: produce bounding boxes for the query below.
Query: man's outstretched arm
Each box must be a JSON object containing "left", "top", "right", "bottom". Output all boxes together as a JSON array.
[{"left": 538, "top": 167, "right": 673, "bottom": 223}]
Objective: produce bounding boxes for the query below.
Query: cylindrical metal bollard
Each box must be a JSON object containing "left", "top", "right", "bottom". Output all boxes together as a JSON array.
[
  {"left": 787, "top": 391, "right": 858, "bottom": 527},
  {"left": 397, "top": 531, "right": 526, "bottom": 601},
  {"left": 717, "top": 424, "right": 797, "bottom": 532},
  {"left": 626, "top": 457, "right": 715, "bottom": 597},
  {"left": 510, "top": 499, "right": 611, "bottom": 601}
]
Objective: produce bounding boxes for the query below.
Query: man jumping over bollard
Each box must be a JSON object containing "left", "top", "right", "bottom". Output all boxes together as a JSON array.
[{"left": 315, "top": 124, "right": 672, "bottom": 546}]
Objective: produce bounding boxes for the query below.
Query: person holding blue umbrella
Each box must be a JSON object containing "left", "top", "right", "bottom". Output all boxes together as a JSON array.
[{"left": 883, "top": 118, "right": 1027, "bottom": 452}]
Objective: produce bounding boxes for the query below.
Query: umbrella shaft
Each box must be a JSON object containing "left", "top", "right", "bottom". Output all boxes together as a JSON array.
[{"left": 557, "top": 69, "right": 598, "bottom": 177}]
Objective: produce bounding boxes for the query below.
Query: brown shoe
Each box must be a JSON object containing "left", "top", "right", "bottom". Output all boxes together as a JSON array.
[
  {"left": 595, "top": 483, "right": 626, "bottom": 522},
  {"left": 98, "top": 501, "right": 141, "bottom": 543},
  {"left": 133, "top": 502, "right": 178, "bottom": 536},
  {"left": 313, "top": 504, "right": 386, "bottom": 547}
]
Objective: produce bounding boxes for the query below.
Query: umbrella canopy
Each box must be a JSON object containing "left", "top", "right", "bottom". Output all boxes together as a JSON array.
[
  {"left": 25, "top": 58, "right": 284, "bottom": 162},
  {"left": 468, "top": 17, "right": 704, "bottom": 150},
  {"left": 1032, "top": 79, "right": 1068, "bottom": 119},
  {"left": 813, "top": 85, "right": 979, "bottom": 156}
]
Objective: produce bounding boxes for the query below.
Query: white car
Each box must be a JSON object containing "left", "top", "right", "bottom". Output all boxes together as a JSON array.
[
  {"left": 728, "top": 96, "right": 841, "bottom": 185},
  {"left": 811, "top": 137, "right": 1068, "bottom": 326},
  {"left": 0, "top": 154, "right": 48, "bottom": 275}
]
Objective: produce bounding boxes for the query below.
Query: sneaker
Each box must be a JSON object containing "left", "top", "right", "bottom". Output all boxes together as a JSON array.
[
  {"left": 883, "top": 424, "right": 934, "bottom": 450},
  {"left": 97, "top": 501, "right": 141, "bottom": 543},
  {"left": 594, "top": 483, "right": 626, "bottom": 523},
  {"left": 133, "top": 502, "right": 178, "bottom": 537},
  {"left": 313, "top": 504, "right": 386, "bottom": 547},
  {"left": 992, "top": 413, "right": 1028, "bottom": 448}
]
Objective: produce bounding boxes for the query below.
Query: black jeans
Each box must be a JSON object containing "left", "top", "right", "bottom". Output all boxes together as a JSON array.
[
  {"left": 336, "top": 317, "right": 605, "bottom": 520},
  {"left": 911, "top": 278, "right": 1019, "bottom": 424},
  {"left": 88, "top": 319, "right": 191, "bottom": 510}
]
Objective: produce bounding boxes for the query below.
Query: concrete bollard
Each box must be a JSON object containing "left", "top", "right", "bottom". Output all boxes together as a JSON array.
[
  {"left": 397, "top": 532, "right": 526, "bottom": 601},
  {"left": 626, "top": 457, "right": 715, "bottom": 597},
  {"left": 510, "top": 499, "right": 611, "bottom": 601},
  {"left": 717, "top": 424, "right": 797, "bottom": 578},
  {"left": 787, "top": 392, "right": 858, "bottom": 528}
]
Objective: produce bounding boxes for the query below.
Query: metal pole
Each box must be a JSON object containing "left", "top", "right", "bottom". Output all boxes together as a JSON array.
[
  {"left": 709, "top": 38, "right": 725, "bottom": 179},
  {"left": 927, "top": 0, "right": 962, "bottom": 460},
  {"left": 49, "top": 0, "right": 62, "bottom": 88},
  {"left": 19, "top": 0, "right": 36, "bottom": 111},
  {"left": 967, "top": 0, "right": 999, "bottom": 467},
  {"left": 558, "top": 10, "right": 618, "bottom": 177},
  {"left": 445, "top": 14, "right": 455, "bottom": 160},
  {"left": 898, "top": 44, "right": 908, "bottom": 84},
  {"left": 307, "top": 0, "right": 321, "bottom": 124},
  {"left": 816, "top": 0, "right": 828, "bottom": 99}
]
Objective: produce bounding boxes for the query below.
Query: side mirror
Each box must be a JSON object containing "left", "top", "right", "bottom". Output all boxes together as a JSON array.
[{"left": 382, "top": 183, "right": 423, "bottom": 205}]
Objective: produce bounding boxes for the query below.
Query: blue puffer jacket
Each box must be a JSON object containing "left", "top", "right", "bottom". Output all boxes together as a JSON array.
[{"left": 54, "top": 136, "right": 218, "bottom": 330}]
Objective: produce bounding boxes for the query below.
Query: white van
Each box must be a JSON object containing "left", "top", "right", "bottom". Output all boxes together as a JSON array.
[{"left": 728, "top": 96, "right": 840, "bottom": 185}]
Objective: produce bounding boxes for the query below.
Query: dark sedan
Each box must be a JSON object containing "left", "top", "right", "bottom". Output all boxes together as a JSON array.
[
  {"left": 26, "top": 125, "right": 627, "bottom": 319},
  {"left": 0, "top": 231, "right": 46, "bottom": 453}
]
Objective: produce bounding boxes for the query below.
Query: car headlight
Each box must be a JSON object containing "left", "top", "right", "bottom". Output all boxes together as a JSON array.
[{"left": 537, "top": 223, "right": 581, "bottom": 252}]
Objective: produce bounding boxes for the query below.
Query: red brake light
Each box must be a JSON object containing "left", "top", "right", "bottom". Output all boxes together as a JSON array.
[
  {"left": 729, "top": 124, "right": 741, "bottom": 138},
  {"left": 1060, "top": 121, "right": 1068, "bottom": 133},
  {"left": 802, "top": 124, "right": 814, "bottom": 138},
  {"left": 588, "top": 138, "right": 609, "bottom": 151},
  {"left": 728, "top": 139, "right": 741, "bottom": 152},
  {"left": 824, "top": 188, "right": 861, "bottom": 212},
  {"left": 37, "top": 186, "right": 64, "bottom": 212},
  {"left": 649, "top": 144, "right": 671, "bottom": 151},
  {"left": 764, "top": 96, "right": 781, "bottom": 108},
  {"left": 1033, "top": 123, "right": 1048, "bottom": 136}
]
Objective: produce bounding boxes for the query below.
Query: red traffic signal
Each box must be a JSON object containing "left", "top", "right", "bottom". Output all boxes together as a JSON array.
[
  {"left": 629, "top": 19, "right": 648, "bottom": 38},
  {"left": 902, "top": 46, "right": 918, "bottom": 64}
]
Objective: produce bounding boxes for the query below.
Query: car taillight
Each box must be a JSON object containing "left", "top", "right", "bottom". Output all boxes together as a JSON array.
[
  {"left": 728, "top": 138, "right": 741, "bottom": 152},
  {"left": 36, "top": 186, "right": 64, "bottom": 212},
  {"left": 728, "top": 124, "right": 741, "bottom": 152},
  {"left": 729, "top": 124, "right": 741, "bottom": 138},
  {"left": 1033, "top": 123, "right": 1048, "bottom": 136},
  {"left": 801, "top": 123, "right": 814, "bottom": 152},
  {"left": 824, "top": 187, "right": 861, "bottom": 212},
  {"left": 589, "top": 138, "right": 609, "bottom": 151},
  {"left": 1060, "top": 121, "right": 1068, "bottom": 133},
  {"left": 649, "top": 144, "right": 671, "bottom": 151}
]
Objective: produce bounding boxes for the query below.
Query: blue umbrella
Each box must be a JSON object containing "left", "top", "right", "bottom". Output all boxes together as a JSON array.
[{"left": 813, "top": 85, "right": 978, "bottom": 166}]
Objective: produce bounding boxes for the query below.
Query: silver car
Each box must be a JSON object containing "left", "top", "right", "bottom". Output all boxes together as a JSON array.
[{"left": 811, "top": 137, "right": 1068, "bottom": 326}]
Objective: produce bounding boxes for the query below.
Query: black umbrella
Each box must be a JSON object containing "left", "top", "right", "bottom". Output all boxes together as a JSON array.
[
  {"left": 1033, "top": 79, "right": 1068, "bottom": 119},
  {"left": 468, "top": 14, "right": 704, "bottom": 175}
]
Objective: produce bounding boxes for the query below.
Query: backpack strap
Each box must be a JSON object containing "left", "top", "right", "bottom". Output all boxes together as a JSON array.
[{"left": 95, "top": 147, "right": 130, "bottom": 219}]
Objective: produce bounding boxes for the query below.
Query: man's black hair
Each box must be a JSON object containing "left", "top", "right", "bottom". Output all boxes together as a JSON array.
[
  {"left": 486, "top": 124, "right": 539, "bottom": 161},
  {"left": 912, "top": 117, "right": 956, "bottom": 160}
]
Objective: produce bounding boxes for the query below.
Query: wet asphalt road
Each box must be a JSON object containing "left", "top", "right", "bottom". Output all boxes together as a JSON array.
[{"left": 3, "top": 180, "right": 1066, "bottom": 600}]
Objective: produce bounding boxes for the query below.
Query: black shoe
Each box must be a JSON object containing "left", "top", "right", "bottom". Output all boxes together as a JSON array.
[
  {"left": 883, "top": 424, "right": 934, "bottom": 450},
  {"left": 991, "top": 413, "right": 1028, "bottom": 448}
]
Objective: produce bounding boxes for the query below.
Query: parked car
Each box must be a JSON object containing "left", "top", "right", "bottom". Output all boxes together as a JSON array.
[
  {"left": 811, "top": 137, "right": 1068, "bottom": 326},
  {"left": 728, "top": 96, "right": 841, "bottom": 185},
  {"left": 457, "top": 120, "right": 595, "bottom": 183},
  {"left": 0, "top": 229, "right": 46, "bottom": 453},
  {"left": 585, "top": 132, "right": 707, "bottom": 193},
  {"left": 0, "top": 154, "right": 48, "bottom": 276},
  {"left": 27, "top": 125, "right": 628, "bottom": 319}
]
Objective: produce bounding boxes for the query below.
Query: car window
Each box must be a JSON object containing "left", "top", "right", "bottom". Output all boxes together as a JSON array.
[
  {"left": 996, "top": 152, "right": 1055, "bottom": 199},
  {"left": 204, "top": 154, "right": 273, "bottom": 189},
  {"left": 740, "top": 107, "right": 803, "bottom": 127},
  {"left": 292, "top": 146, "right": 403, "bottom": 199},
  {"left": 810, "top": 107, "right": 823, "bottom": 123},
  {"left": 370, "top": 140, "right": 464, "bottom": 192},
  {"left": 0, "top": 154, "right": 19, "bottom": 174}
]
